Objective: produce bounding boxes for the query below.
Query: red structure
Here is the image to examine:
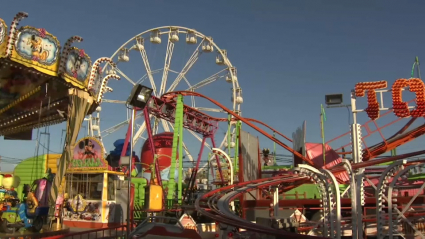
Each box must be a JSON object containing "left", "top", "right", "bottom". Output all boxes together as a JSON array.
[{"left": 140, "top": 132, "right": 176, "bottom": 174}]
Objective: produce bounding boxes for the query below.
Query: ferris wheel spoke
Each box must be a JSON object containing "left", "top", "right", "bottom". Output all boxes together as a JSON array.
[
  {"left": 100, "top": 111, "right": 144, "bottom": 138},
  {"left": 167, "top": 40, "right": 204, "bottom": 92},
  {"left": 136, "top": 68, "right": 163, "bottom": 86},
  {"left": 159, "top": 37, "right": 175, "bottom": 95},
  {"left": 175, "top": 75, "right": 196, "bottom": 107},
  {"left": 193, "top": 107, "right": 225, "bottom": 113},
  {"left": 137, "top": 41, "right": 158, "bottom": 95},
  {"left": 151, "top": 116, "right": 160, "bottom": 134},
  {"left": 160, "top": 119, "right": 171, "bottom": 132},
  {"left": 100, "top": 120, "right": 129, "bottom": 137},
  {"left": 102, "top": 99, "right": 126, "bottom": 104},
  {"left": 186, "top": 69, "right": 227, "bottom": 91},
  {"left": 133, "top": 120, "right": 147, "bottom": 146},
  {"left": 133, "top": 124, "right": 147, "bottom": 141},
  {"left": 114, "top": 66, "right": 136, "bottom": 85}
]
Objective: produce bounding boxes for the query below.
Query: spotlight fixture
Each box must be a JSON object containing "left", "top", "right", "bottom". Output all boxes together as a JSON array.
[{"left": 126, "top": 84, "right": 153, "bottom": 109}]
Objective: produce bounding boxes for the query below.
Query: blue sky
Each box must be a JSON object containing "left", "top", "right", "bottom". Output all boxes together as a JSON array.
[{"left": 1, "top": 0, "right": 425, "bottom": 171}]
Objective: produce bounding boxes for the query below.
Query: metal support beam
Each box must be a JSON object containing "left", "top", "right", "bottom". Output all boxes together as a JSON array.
[
  {"left": 295, "top": 165, "right": 332, "bottom": 237},
  {"left": 388, "top": 164, "right": 425, "bottom": 239},
  {"left": 342, "top": 159, "right": 358, "bottom": 239},
  {"left": 376, "top": 160, "right": 406, "bottom": 239},
  {"left": 321, "top": 168, "right": 341, "bottom": 239}
]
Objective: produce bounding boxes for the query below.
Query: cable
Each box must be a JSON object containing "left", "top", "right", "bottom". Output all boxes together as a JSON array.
[
  {"left": 346, "top": 106, "right": 351, "bottom": 125},
  {"left": 0, "top": 155, "right": 24, "bottom": 161},
  {"left": 1, "top": 135, "right": 61, "bottom": 154}
]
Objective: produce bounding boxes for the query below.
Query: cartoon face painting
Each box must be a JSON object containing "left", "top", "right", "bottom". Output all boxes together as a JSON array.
[
  {"left": 75, "top": 138, "right": 100, "bottom": 160},
  {"left": 26, "top": 34, "right": 50, "bottom": 61},
  {"left": 65, "top": 51, "right": 90, "bottom": 82}
]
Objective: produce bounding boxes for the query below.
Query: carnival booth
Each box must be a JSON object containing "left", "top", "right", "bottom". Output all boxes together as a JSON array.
[{"left": 62, "top": 136, "right": 128, "bottom": 228}]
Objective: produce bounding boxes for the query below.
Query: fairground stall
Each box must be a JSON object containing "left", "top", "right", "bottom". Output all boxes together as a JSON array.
[{"left": 62, "top": 136, "right": 127, "bottom": 228}]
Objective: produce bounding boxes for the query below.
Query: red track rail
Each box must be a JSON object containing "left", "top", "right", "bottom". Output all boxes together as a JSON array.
[
  {"left": 326, "top": 99, "right": 425, "bottom": 161},
  {"left": 162, "top": 91, "right": 314, "bottom": 165},
  {"left": 147, "top": 95, "right": 293, "bottom": 142}
]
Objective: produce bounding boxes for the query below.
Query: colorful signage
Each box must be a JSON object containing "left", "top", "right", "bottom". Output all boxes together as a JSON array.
[
  {"left": 70, "top": 137, "right": 107, "bottom": 171},
  {"left": 63, "top": 47, "right": 92, "bottom": 88},
  {"left": 178, "top": 213, "right": 198, "bottom": 232},
  {"left": 89, "top": 67, "right": 103, "bottom": 99},
  {"left": 355, "top": 78, "right": 425, "bottom": 120},
  {"left": 0, "top": 18, "right": 7, "bottom": 57},
  {"left": 11, "top": 26, "right": 60, "bottom": 76}
]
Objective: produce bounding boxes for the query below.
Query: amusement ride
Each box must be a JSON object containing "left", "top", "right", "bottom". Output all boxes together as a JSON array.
[{"left": 0, "top": 11, "right": 425, "bottom": 239}]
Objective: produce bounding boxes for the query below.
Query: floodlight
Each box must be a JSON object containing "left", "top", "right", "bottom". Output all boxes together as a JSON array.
[
  {"left": 325, "top": 94, "right": 343, "bottom": 105},
  {"left": 126, "top": 84, "right": 153, "bottom": 109}
]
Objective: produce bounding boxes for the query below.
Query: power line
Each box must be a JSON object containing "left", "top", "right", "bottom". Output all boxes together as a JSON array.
[{"left": 1, "top": 135, "right": 61, "bottom": 154}]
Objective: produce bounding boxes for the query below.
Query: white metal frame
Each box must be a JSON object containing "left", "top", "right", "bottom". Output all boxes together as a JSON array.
[{"left": 86, "top": 26, "right": 242, "bottom": 172}]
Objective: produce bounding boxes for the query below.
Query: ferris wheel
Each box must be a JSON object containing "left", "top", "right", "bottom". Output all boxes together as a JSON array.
[{"left": 87, "top": 26, "right": 243, "bottom": 169}]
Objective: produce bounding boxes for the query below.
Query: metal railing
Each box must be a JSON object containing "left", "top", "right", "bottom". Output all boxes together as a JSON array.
[{"left": 43, "top": 225, "right": 127, "bottom": 239}]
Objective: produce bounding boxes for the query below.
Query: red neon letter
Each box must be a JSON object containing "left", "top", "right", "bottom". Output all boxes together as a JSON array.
[
  {"left": 392, "top": 79, "right": 410, "bottom": 118},
  {"left": 355, "top": 81, "right": 387, "bottom": 120},
  {"left": 408, "top": 78, "right": 425, "bottom": 117}
]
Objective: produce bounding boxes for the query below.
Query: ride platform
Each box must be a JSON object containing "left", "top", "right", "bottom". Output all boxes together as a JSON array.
[{"left": 0, "top": 225, "right": 70, "bottom": 239}]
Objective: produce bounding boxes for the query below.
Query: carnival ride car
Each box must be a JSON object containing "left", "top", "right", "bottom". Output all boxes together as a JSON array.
[{"left": 0, "top": 178, "right": 50, "bottom": 233}]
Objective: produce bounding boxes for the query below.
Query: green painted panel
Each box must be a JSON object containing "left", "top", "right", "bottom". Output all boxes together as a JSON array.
[
  {"left": 281, "top": 184, "right": 321, "bottom": 199},
  {"left": 13, "top": 155, "right": 46, "bottom": 200}
]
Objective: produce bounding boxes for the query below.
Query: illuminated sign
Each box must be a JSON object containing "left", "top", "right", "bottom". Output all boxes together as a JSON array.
[
  {"left": 69, "top": 137, "right": 107, "bottom": 171},
  {"left": 355, "top": 78, "right": 425, "bottom": 120},
  {"left": 178, "top": 213, "right": 198, "bottom": 232}
]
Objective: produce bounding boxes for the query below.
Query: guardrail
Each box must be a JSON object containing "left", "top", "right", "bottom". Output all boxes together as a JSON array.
[{"left": 43, "top": 225, "right": 127, "bottom": 239}]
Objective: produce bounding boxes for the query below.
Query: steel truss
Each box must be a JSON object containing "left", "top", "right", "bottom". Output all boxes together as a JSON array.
[
  {"left": 295, "top": 165, "right": 341, "bottom": 238},
  {"left": 375, "top": 159, "right": 425, "bottom": 239}
]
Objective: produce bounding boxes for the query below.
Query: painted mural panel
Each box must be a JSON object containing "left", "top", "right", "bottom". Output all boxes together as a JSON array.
[
  {"left": 89, "top": 68, "right": 103, "bottom": 99},
  {"left": 69, "top": 137, "right": 108, "bottom": 171},
  {"left": 63, "top": 47, "right": 91, "bottom": 88},
  {"left": 15, "top": 27, "right": 59, "bottom": 64},
  {"left": 0, "top": 18, "right": 7, "bottom": 57},
  {"left": 11, "top": 26, "right": 60, "bottom": 76}
]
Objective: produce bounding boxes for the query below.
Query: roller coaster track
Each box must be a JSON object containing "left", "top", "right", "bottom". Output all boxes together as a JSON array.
[
  {"left": 195, "top": 174, "right": 328, "bottom": 239},
  {"left": 196, "top": 157, "right": 425, "bottom": 238},
  {"left": 363, "top": 122, "right": 425, "bottom": 160}
]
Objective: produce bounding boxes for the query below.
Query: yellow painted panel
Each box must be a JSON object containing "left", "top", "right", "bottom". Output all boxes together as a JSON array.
[
  {"left": 45, "top": 154, "right": 66, "bottom": 194},
  {"left": 0, "top": 18, "right": 8, "bottom": 58},
  {"left": 146, "top": 185, "right": 163, "bottom": 211},
  {"left": 102, "top": 201, "right": 107, "bottom": 223},
  {"left": 10, "top": 26, "right": 60, "bottom": 76},
  {"left": 46, "top": 154, "right": 61, "bottom": 174}
]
